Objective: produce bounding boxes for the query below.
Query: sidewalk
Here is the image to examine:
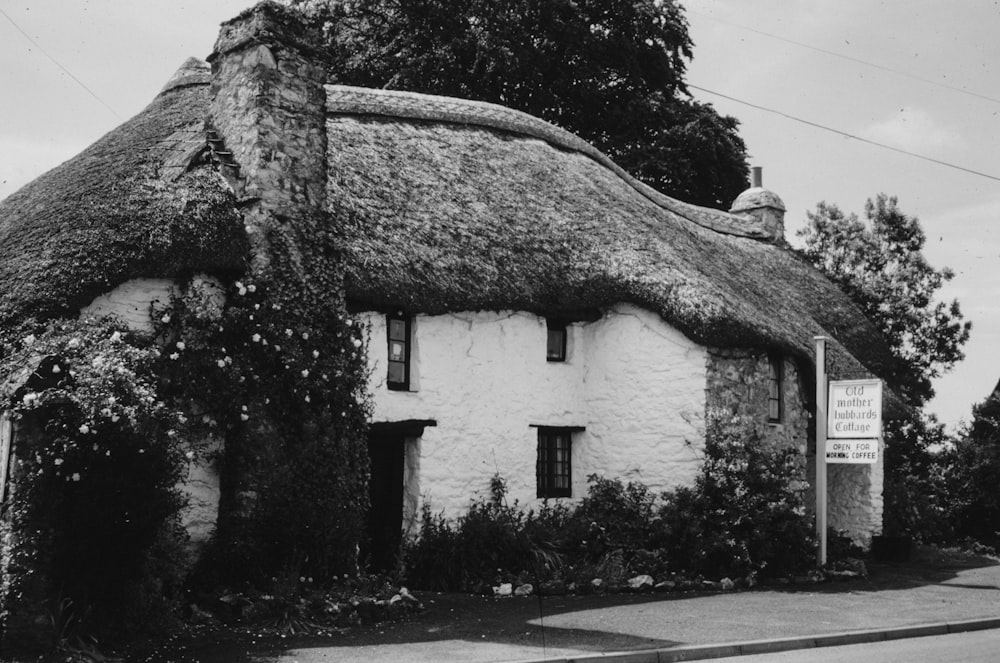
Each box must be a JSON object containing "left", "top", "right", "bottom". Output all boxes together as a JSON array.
[{"left": 155, "top": 550, "right": 1000, "bottom": 663}]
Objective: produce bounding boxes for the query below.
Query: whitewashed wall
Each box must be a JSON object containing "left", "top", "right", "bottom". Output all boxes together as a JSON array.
[
  {"left": 81, "top": 277, "right": 223, "bottom": 548},
  {"left": 362, "top": 304, "right": 707, "bottom": 523}
]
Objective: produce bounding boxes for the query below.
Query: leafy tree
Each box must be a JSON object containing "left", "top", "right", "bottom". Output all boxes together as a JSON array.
[
  {"left": 881, "top": 413, "right": 953, "bottom": 541},
  {"left": 946, "top": 383, "right": 1000, "bottom": 548},
  {"left": 796, "top": 194, "right": 971, "bottom": 406},
  {"left": 287, "top": 0, "right": 749, "bottom": 209}
]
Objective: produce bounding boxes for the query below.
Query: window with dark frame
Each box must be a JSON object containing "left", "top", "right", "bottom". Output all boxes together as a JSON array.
[
  {"left": 767, "top": 353, "right": 783, "bottom": 423},
  {"left": 546, "top": 319, "right": 567, "bottom": 362},
  {"left": 386, "top": 313, "right": 411, "bottom": 391},
  {"left": 536, "top": 427, "right": 573, "bottom": 498}
]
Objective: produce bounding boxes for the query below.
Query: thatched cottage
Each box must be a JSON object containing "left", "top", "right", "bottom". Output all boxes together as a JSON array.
[{"left": 0, "top": 2, "right": 896, "bottom": 586}]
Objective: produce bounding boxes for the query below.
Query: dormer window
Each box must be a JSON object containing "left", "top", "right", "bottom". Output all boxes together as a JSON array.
[
  {"left": 546, "top": 319, "right": 567, "bottom": 362},
  {"left": 768, "top": 353, "right": 783, "bottom": 423},
  {"left": 387, "top": 313, "right": 411, "bottom": 391}
]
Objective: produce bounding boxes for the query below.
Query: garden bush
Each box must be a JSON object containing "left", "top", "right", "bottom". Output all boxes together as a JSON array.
[{"left": 402, "top": 413, "right": 816, "bottom": 591}]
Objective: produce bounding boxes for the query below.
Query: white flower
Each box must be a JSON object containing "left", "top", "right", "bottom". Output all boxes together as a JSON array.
[
  {"left": 302, "top": 332, "right": 309, "bottom": 340},
  {"left": 110, "top": 414, "right": 120, "bottom": 423},
  {"left": 139, "top": 448, "right": 146, "bottom": 454},
  {"left": 217, "top": 359, "right": 226, "bottom": 368},
  {"left": 23, "top": 334, "right": 36, "bottom": 347},
  {"left": 247, "top": 284, "right": 257, "bottom": 293},
  {"left": 304, "top": 395, "right": 311, "bottom": 403},
  {"left": 274, "top": 345, "right": 281, "bottom": 352},
  {"left": 352, "top": 338, "right": 362, "bottom": 348},
  {"left": 71, "top": 473, "right": 81, "bottom": 482},
  {"left": 169, "top": 352, "right": 180, "bottom": 360},
  {"left": 312, "top": 350, "right": 320, "bottom": 359},
  {"left": 301, "top": 369, "right": 309, "bottom": 378},
  {"left": 110, "top": 331, "right": 122, "bottom": 343},
  {"left": 22, "top": 393, "right": 37, "bottom": 405},
  {"left": 67, "top": 337, "right": 81, "bottom": 349},
  {"left": 185, "top": 450, "right": 195, "bottom": 460},
  {"left": 252, "top": 333, "right": 261, "bottom": 343},
  {"left": 236, "top": 281, "right": 247, "bottom": 295},
  {"left": 224, "top": 356, "right": 232, "bottom": 365},
  {"left": 176, "top": 341, "right": 186, "bottom": 351},
  {"left": 161, "top": 314, "right": 171, "bottom": 324},
  {"left": 79, "top": 424, "right": 90, "bottom": 434},
  {"left": 240, "top": 413, "right": 250, "bottom": 421},
  {"left": 285, "top": 328, "right": 293, "bottom": 337},
  {"left": 54, "top": 458, "right": 64, "bottom": 466},
  {"left": 51, "top": 364, "right": 61, "bottom": 374}
]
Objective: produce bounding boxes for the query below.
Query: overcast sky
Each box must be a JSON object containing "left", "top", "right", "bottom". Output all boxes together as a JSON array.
[{"left": 2, "top": 1, "right": 997, "bottom": 429}]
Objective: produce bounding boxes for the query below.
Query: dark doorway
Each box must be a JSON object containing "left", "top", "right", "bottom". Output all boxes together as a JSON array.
[{"left": 365, "top": 430, "right": 405, "bottom": 573}]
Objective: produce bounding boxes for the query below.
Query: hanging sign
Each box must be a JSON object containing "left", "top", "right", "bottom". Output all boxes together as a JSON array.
[
  {"left": 827, "top": 379, "right": 882, "bottom": 440},
  {"left": 825, "top": 438, "right": 879, "bottom": 464}
]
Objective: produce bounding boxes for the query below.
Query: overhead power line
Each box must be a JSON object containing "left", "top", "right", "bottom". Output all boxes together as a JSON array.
[
  {"left": 0, "top": 7, "right": 122, "bottom": 120},
  {"left": 689, "top": 9, "right": 1000, "bottom": 107},
  {"left": 689, "top": 84, "right": 1000, "bottom": 184}
]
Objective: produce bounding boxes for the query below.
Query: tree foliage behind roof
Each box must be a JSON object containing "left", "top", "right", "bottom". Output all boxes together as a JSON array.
[
  {"left": 796, "top": 194, "right": 971, "bottom": 405},
  {"left": 289, "top": 0, "right": 749, "bottom": 209}
]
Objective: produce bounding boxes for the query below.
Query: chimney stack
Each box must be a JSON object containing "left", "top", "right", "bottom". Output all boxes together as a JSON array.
[{"left": 730, "top": 166, "right": 786, "bottom": 243}]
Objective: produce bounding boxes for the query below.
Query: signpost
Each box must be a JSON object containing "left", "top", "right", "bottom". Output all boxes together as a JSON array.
[{"left": 814, "top": 338, "right": 882, "bottom": 566}]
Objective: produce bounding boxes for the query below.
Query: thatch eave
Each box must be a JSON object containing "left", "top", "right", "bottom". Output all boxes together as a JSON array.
[{"left": 0, "top": 62, "right": 247, "bottom": 329}]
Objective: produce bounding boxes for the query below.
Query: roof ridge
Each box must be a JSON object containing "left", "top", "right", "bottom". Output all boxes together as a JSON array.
[
  {"left": 325, "top": 84, "right": 770, "bottom": 240},
  {"left": 159, "top": 57, "right": 211, "bottom": 96}
]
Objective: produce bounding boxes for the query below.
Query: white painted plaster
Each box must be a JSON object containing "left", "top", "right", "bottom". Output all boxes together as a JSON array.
[
  {"left": 362, "top": 304, "right": 707, "bottom": 520},
  {"left": 82, "top": 276, "right": 226, "bottom": 545},
  {"left": 178, "top": 439, "right": 222, "bottom": 551},
  {"left": 80, "top": 278, "right": 178, "bottom": 332}
]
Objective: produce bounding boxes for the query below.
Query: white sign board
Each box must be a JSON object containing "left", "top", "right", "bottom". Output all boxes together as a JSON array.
[
  {"left": 827, "top": 379, "right": 882, "bottom": 439},
  {"left": 825, "top": 438, "right": 879, "bottom": 464}
]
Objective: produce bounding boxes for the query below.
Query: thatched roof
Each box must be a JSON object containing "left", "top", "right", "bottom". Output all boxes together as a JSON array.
[
  {"left": 0, "top": 58, "right": 245, "bottom": 327},
  {"left": 0, "top": 53, "right": 896, "bottom": 398},
  {"left": 325, "top": 86, "right": 897, "bottom": 385}
]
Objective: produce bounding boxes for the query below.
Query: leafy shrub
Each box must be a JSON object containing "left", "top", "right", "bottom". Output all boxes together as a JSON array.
[
  {"left": 659, "top": 413, "right": 815, "bottom": 579},
  {"left": 404, "top": 476, "right": 531, "bottom": 592},
  {"left": 1, "top": 319, "right": 192, "bottom": 649},
  {"left": 403, "top": 415, "right": 815, "bottom": 590}
]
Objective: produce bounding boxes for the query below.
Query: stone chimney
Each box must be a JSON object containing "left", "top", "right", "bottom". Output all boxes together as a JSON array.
[{"left": 730, "top": 167, "right": 786, "bottom": 242}]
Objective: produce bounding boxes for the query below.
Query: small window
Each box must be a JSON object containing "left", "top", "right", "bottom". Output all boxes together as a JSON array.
[
  {"left": 768, "top": 353, "right": 783, "bottom": 423},
  {"left": 546, "top": 319, "right": 567, "bottom": 362},
  {"left": 387, "top": 313, "right": 411, "bottom": 391},
  {"left": 536, "top": 427, "right": 573, "bottom": 498}
]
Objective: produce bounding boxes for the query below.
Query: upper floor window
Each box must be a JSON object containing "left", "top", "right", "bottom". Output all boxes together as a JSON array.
[
  {"left": 768, "top": 353, "right": 783, "bottom": 423},
  {"left": 387, "top": 313, "right": 411, "bottom": 391},
  {"left": 546, "top": 319, "right": 567, "bottom": 362}
]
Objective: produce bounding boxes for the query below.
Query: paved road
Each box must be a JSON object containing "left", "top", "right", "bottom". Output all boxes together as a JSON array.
[
  {"left": 273, "top": 560, "right": 1000, "bottom": 663},
  {"left": 712, "top": 629, "right": 1000, "bottom": 663}
]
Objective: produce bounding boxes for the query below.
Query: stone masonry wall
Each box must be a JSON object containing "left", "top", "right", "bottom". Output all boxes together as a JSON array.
[
  {"left": 706, "top": 348, "right": 883, "bottom": 547},
  {"left": 208, "top": 4, "right": 329, "bottom": 270},
  {"left": 705, "top": 349, "right": 809, "bottom": 453}
]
